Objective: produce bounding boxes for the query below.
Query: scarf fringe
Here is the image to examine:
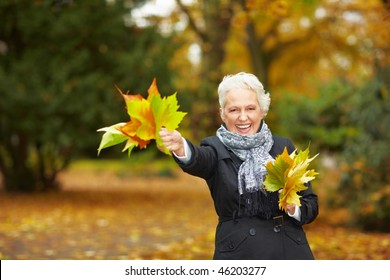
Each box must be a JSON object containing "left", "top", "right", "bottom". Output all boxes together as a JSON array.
[{"left": 240, "top": 190, "right": 279, "bottom": 219}]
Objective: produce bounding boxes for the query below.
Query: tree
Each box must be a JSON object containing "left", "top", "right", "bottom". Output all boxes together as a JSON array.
[
  {"left": 174, "top": 0, "right": 385, "bottom": 136},
  {"left": 274, "top": 78, "right": 354, "bottom": 152},
  {"left": 0, "top": 0, "right": 177, "bottom": 192},
  {"left": 273, "top": 0, "right": 390, "bottom": 231},
  {"left": 338, "top": 3, "right": 390, "bottom": 231},
  {"left": 175, "top": 0, "right": 235, "bottom": 139},
  {"left": 338, "top": 67, "right": 390, "bottom": 232},
  {"left": 223, "top": 0, "right": 388, "bottom": 92}
]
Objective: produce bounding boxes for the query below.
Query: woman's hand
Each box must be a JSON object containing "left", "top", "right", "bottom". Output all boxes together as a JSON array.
[
  {"left": 285, "top": 204, "right": 296, "bottom": 216},
  {"left": 278, "top": 189, "right": 296, "bottom": 215},
  {"left": 158, "top": 127, "right": 185, "bottom": 156}
]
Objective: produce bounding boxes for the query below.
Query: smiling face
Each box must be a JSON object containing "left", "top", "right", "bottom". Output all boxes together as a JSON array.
[{"left": 220, "top": 88, "right": 264, "bottom": 135}]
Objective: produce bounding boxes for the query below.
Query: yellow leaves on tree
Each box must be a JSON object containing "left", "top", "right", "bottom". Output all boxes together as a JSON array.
[
  {"left": 263, "top": 146, "right": 319, "bottom": 212},
  {"left": 97, "top": 79, "right": 187, "bottom": 157}
]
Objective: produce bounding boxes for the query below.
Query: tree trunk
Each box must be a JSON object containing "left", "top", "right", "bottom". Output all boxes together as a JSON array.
[
  {"left": 176, "top": 0, "right": 234, "bottom": 139},
  {"left": 243, "top": 20, "right": 270, "bottom": 89},
  {"left": 0, "top": 133, "right": 36, "bottom": 192}
]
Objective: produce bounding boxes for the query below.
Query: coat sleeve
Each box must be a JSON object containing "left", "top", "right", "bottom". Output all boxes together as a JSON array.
[
  {"left": 299, "top": 183, "right": 319, "bottom": 225},
  {"left": 173, "top": 138, "right": 218, "bottom": 180},
  {"left": 284, "top": 138, "right": 319, "bottom": 226}
]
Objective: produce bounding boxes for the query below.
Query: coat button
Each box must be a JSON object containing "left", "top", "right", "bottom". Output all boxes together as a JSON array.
[
  {"left": 297, "top": 237, "right": 302, "bottom": 243},
  {"left": 249, "top": 228, "right": 256, "bottom": 236}
]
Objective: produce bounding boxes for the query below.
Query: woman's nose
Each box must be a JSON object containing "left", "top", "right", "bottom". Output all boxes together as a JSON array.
[{"left": 239, "top": 112, "right": 248, "bottom": 121}]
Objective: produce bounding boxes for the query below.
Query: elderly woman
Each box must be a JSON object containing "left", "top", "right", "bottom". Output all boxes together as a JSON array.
[{"left": 159, "top": 72, "right": 318, "bottom": 260}]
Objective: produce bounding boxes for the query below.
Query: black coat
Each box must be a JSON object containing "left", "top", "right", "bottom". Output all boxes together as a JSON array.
[{"left": 175, "top": 135, "right": 319, "bottom": 260}]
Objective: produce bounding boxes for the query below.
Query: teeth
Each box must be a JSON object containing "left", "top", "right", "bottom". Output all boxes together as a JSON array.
[{"left": 237, "top": 124, "right": 250, "bottom": 129}]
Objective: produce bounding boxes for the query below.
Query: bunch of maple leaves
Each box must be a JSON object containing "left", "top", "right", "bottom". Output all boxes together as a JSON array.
[
  {"left": 97, "top": 79, "right": 187, "bottom": 156},
  {"left": 263, "top": 146, "right": 319, "bottom": 212}
]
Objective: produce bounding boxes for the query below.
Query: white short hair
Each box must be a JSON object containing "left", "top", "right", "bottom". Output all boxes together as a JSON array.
[{"left": 218, "top": 72, "right": 271, "bottom": 116}]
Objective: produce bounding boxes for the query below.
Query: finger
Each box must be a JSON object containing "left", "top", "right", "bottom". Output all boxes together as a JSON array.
[
  {"left": 159, "top": 131, "right": 172, "bottom": 140},
  {"left": 159, "top": 127, "right": 166, "bottom": 136}
]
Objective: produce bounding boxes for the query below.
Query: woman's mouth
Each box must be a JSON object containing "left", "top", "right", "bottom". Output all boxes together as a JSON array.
[{"left": 235, "top": 124, "right": 252, "bottom": 133}]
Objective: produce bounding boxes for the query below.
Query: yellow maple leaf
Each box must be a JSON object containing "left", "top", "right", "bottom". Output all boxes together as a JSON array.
[{"left": 263, "top": 146, "right": 319, "bottom": 212}]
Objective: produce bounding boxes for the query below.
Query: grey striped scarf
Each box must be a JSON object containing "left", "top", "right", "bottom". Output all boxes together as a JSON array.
[{"left": 216, "top": 122, "right": 275, "bottom": 216}]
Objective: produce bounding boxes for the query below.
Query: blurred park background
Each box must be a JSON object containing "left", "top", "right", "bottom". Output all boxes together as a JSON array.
[{"left": 1, "top": 0, "right": 389, "bottom": 260}]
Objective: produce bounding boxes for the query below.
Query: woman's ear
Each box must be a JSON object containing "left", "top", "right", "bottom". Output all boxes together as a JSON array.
[
  {"left": 219, "top": 107, "right": 225, "bottom": 122},
  {"left": 261, "top": 110, "right": 267, "bottom": 120}
]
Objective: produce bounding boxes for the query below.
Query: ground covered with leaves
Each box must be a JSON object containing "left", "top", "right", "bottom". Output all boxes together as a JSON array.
[{"left": 1, "top": 162, "right": 389, "bottom": 260}]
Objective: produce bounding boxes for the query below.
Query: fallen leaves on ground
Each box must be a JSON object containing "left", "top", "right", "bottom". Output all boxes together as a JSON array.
[{"left": 0, "top": 167, "right": 389, "bottom": 260}]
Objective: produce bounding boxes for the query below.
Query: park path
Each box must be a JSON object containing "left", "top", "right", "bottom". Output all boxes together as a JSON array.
[{"left": 1, "top": 168, "right": 389, "bottom": 260}]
